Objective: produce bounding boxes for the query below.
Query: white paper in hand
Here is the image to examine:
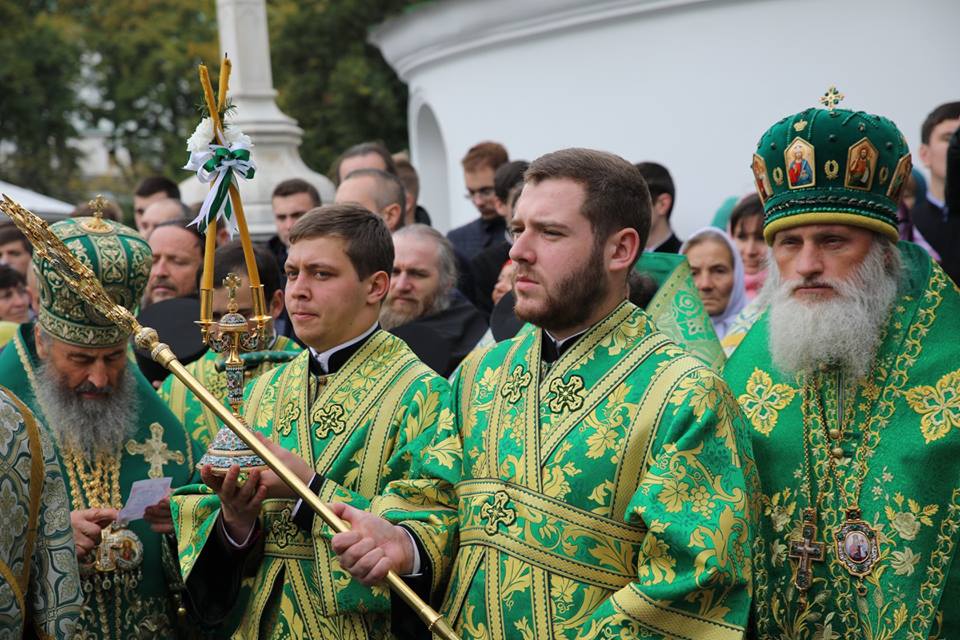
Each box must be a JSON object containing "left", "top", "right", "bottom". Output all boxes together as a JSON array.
[{"left": 118, "top": 477, "right": 172, "bottom": 523}]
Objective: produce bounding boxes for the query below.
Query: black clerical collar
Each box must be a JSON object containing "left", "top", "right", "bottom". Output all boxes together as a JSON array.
[
  {"left": 540, "top": 327, "right": 589, "bottom": 364},
  {"left": 308, "top": 322, "right": 378, "bottom": 375}
]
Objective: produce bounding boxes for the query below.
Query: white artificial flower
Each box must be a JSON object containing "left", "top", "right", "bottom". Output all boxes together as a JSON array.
[
  {"left": 186, "top": 118, "right": 215, "bottom": 152},
  {"left": 222, "top": 124, "right": 252, "bottom": 149}
]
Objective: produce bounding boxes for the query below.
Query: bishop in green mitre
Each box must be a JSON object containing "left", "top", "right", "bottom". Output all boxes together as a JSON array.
[
  {"left": 170, "top": 205, "right": 451, "bottom": 639},
  {"left": 0, "top": 213, "right": 203, "bottom": 639},
  {"left": 0, "top": 385, "right": 82, "bottom": 638},
  {"left": 723, "top": 91, "right": 960, "bottom": 638},
  {"left": 328, "top": 149, "right": 757, "bottom": 639},
  {"left": 158, "top": 241, "right": 301, "bottom": 449}
]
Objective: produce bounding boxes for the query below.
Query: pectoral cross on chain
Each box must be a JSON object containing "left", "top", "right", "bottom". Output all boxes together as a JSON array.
[{"left": 788, "top": 508, "right": 825, "bottom": 606}]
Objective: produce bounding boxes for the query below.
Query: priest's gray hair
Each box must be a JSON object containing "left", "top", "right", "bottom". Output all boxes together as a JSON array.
[
  {"left": 33, "top": 333, "right": 139, "bottom": 458},
  {"left": 763, "top": 234, "right": 901, "bottom": 381},
  {"left": 393, "top": 224, "right": 458, "bottom": 306}
]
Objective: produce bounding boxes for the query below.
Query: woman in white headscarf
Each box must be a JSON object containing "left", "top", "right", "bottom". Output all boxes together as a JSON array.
[{"left": 680, "top": 227, "right": 747, "bottom": 339}]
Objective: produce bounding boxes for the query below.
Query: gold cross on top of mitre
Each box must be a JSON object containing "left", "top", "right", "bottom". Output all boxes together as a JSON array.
[
  {"left": 83, "top": 194, "right": 112, "bottom": 232},
  {"left": 820, "top": 86, "right": 845, "bottom": 111}
]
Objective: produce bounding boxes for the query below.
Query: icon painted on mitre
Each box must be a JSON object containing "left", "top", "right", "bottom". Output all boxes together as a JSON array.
[
  {"left": 752, "top": 154, "right": 774, "bottom": 202},
  {"left": 785, "top": 138, "right": 816, "bottom": 189},
  {"left": 845, "top": 138, "right": 879, "bottom": 190},
  {"left": 887, "top": 154, "right": 913, "bottom": 203}
]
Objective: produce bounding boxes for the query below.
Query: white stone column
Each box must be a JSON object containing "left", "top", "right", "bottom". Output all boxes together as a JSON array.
[{"left": 179, "top": 0, "right": 334, "bottom": 238}]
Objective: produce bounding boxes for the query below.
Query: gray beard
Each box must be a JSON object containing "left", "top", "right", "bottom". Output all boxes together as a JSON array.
[
  {"left": 763, "top": 239, "right": 900, "bottom": 381},
  {"left": 35, "top": 361, "right": 139, "bottom": 457},
  {"left": 379, "top": 290, "right": 452, "bottom": 331}
]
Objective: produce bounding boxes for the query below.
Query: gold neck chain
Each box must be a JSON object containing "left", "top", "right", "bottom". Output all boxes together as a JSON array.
[
  {"left": 811, "top": 371, "right": 867, "bottom": 509},
  {"left": 63, "top": 446, "right": 123, "bottom": 510},
  {"left": 798, "top": 369, "right": 885, "bottom": 595}
]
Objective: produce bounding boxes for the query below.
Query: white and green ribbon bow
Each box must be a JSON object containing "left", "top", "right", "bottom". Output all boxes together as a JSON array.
[{"left": 183, "top": 142, "right": 256, "bottom": 234}]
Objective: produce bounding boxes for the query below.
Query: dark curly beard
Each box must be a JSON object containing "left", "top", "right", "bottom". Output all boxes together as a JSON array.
[{"left": 514, "top": 243, "right": 608, "bottom": 334}]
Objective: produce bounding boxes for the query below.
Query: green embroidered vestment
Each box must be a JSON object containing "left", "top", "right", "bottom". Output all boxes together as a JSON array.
[
  {"left": 637, "top": 252, "right": 726, "bottom": 371},
  {"left": 373, "top": 301, "right": 757, "bottom": 639},
  {"left": 0, "top": 324, "right": 202, "bottom": 640},
  {"left": 0, "top": 385, "right": 81, "bottom": 639},
  {"left": 158, "top": 335, "right": 302, "bottom": 448},
  {"left": 171, "top": 330, "right": 451, "bottom": 640},
  {"left": 724, "top": 243, "right": 960, "bottom": 639}
]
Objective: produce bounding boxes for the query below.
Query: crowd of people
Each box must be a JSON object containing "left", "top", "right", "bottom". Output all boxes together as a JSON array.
[{"left": 0, "top": 95, "right": 958, "bottom": 640}]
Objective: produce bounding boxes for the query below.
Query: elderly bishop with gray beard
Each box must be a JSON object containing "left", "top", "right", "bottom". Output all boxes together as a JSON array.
[
  {"left": 0, "top": 212, "right": 202, "bottom": 639},
  {"left": 723, "top": 91, "right": 960, "bottom": 638}
]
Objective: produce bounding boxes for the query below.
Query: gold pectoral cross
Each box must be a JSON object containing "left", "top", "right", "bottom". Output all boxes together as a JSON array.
[{"left": 788, "top": 508, "right": 825, "bottom": 605}]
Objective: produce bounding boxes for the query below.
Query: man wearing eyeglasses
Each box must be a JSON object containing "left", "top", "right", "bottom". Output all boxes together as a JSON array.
[{"left": 447, "top": 141, "right": 510, "bottom": 262}]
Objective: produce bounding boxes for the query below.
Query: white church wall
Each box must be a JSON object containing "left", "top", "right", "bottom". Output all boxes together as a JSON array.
[{"left": 373, "top": 0, "right": 960, "bottom": 236}]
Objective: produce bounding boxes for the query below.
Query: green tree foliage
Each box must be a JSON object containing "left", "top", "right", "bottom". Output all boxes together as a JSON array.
[
  {"left": 269, "top": 0, "right": 415, "bottom": 176},
  {"left": 0, "top": 2, "right": 82, "bottom": 200},
  {"left": 59, "top": 0, "right": 219, "bottom": 184},
  {"left": 1, "top": 0, "right": 412, "bottom": 203}
]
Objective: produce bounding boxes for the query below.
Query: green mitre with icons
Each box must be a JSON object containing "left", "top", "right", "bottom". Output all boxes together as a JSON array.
[
  {"left": 34, "top": 197, "right": 152, "bottom": 347},
  {"left": 751, "top": 86, "right": 912, "bottom": 244}
]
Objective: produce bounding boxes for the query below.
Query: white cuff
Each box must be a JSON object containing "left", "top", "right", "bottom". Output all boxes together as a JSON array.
[
  {"left": 219, "top": 515, "right": 256, "bottom": 549},
  {"left": 400, "top": 527, "right": 422, "bottom": 577}
]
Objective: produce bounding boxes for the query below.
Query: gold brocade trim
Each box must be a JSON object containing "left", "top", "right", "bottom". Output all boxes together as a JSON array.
[
  {"left": 441, "top": 544, "right": 484, "bottom": 629},
  {"left": 529, "top": 563, "right": 554, "bottom": 640},
  {"left": 262, "top": 501, "right": 313, "bottom": 560},
  {"left": 484, "top": 551, "right": 506, "bottom": 640},
  {"left": 235, "top": 560, "right": 284, "bottom": 640},
  {"left": 538, "top": 300, "right": 636, "bottom": 390},
  {"left": 763, "top": 211, "right": 899, "bottom": 244},
  {"left": 315, "top": 480, "right": 342, "bottom": 618},
  {"left": 457, "top": 343, "right": 492, "bottom": 428},
  {"left": 356, "top": 364, "right": 422, "bottom": 497},
  {"left": 254, "top": 333, "right": 420, "bottom": 626},
  {"left": 538, "top": 332, "right": 670, "bottom": 462},
  {"left": 457, "top": 480, "right": 645, "bottom": 590},
  {"left": 308, "top": 334, "right": 412, "bottom": 474},
  {"left": 191, "top": 354, "right": 222, "bottom": 446},
  {"left": 754, "top": 265, "right": 949, "bottom": 637},
  {"left": 611, "top": 583, "right": 744, "bottom": 640},
  {"left": 286, "top": 559, "right": 328, "bottom": 638},
  {"left": 612, "top": 355, "right": 704, "bottom": 517},
  {"left": 485, "top": 338, "right": 527, "bottom": 479},
  {"left": 405, "top": 519, "right": 450, "bottom": 598}
]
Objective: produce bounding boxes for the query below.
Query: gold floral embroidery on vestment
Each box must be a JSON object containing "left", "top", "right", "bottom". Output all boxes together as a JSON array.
[
  {"left": 738, "top": 368, "right": 797, "bottom": 436},
  {"left": 903, "top": 369, "right": 960, "bottom": 443}
]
